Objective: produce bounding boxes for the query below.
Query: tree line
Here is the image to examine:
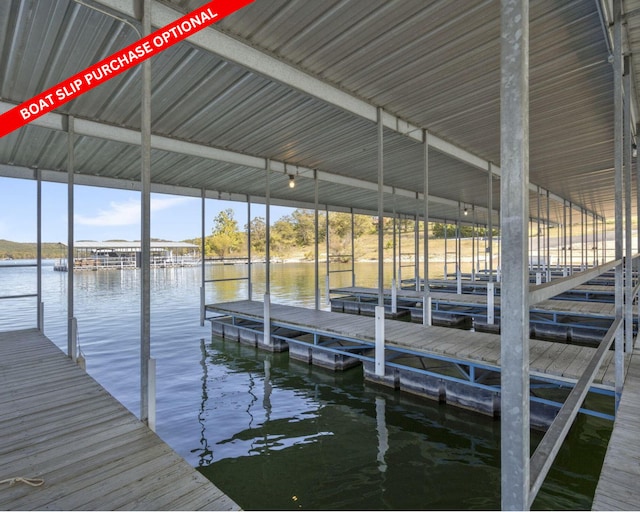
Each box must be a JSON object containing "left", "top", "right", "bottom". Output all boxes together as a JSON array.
[{"left": 190, "top": 209, "right": 499, "bottom": 260}]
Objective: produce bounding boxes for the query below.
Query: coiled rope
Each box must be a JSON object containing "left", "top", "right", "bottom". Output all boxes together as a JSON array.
[{"left": 0, "top": 477, "right": 44, "bottom": 487}]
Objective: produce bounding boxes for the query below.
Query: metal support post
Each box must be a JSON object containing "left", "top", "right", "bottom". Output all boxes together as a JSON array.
[
  {"left": 36, "top": 168, "right": 43, "bottom": 332},
  {"left": 264, "top": 293, "right": 271, "bottom": 347},
  {"left": 414, "top": 212, "right": 420, "bottom": 291},
  {"left": 613, "top": 0, "right": 624, "bottom": 408},
  {"left": 487, "top": 282, "right": 495, "bottom": 325},
  {"left": 392, "top": 202, "right": 397, "bottom": 289},
  {"left": 487, "top": 162, "right": 494, "bottom": 281},
  {"left": 375, "top": 306, "right": 385, "bottom": 377},
  {"left": 487, "top": 162, "right": 494, "bottom": 323},
  {"left": 456, "top": 208, "right": 462, "bottom": 294},
  {"left": 67, "top": 116, "right": 76, "bottom": 359},
  {"left": 444, "top": 219, "right": 448, "bottom": 279},
  {"left": 266, "top": 160, "right": 271, "bottom": 296},
  {"left": 314, "top": 171, "right": 320, "bottom": 310},
  {"left": 569, "top": 204, "right": 573, "bottom": 275},
  {"left": 472, "top": 207, "right": 476, "bottom": 282},
  {"left": 500, "top": 0, "right": 530, "bottom": 508},
  {"left": 140, "top": 0, "right": 152, "bottom": 426},
  {"left": 546, "top": 191, "right": 551, "bottom": 281},
  {"left": 423, "top": 131, "right": 431, "bottom": 326},
  {"left": 351, "top": 208, "right": 356, "bottom": 287},
  {"left": 148, "top": 358, "right": 156, "bottom": 432},
  {"left": 624, "top": 56, "right": 633, "bottom": 352},
  {"left": 247, "top": 197, "right": 252, "bottom": 300},
  {"left": 563, "top": 205, "right": 567, "bottom": 273},
  {"left": 392, "top": 201, "right": 397, "bottom": 313},
  {"left": 325, "top": 205, "right": 330, "bottom": 305},
  {"left": 377, "top": 107, "right": 384, "bottom": 307},
  {"left": 265, "top": 160, "right": 272, "bottom": 346},
  {"left": 200, "top": 188, "right": 206, "bottom": 326}
]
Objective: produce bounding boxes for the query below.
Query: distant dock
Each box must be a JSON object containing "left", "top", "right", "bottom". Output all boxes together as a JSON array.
[{"left": 0, "top": 329, "right": 238, "bottom": 511}]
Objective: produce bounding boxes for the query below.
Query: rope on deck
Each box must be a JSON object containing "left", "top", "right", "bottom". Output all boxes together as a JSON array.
[{"left": 0, "top": 477, "right": 44, "bottom": 487}]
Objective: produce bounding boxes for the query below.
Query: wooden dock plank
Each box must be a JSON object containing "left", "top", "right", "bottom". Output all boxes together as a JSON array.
[
  {"left": 0, "top": 328, "right": 239, "bottom": 511},
  {"left": 207, "top": 300, "right": 613, "bottom": 387},
  {"left": 593, "top": 349, "right": 640, "bottom": 510}
]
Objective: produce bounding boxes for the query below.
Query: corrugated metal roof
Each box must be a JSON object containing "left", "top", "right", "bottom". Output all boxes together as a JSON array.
[{"left": 0, "top": 0, "right": 633, "bottom": 228}]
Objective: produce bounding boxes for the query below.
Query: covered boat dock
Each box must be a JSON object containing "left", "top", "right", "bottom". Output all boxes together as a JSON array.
[{"left": 2, "top": 0, "right": 640, "bottom": 509}]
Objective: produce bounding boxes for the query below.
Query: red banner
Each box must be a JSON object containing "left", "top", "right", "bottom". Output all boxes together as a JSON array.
[{"left": 0, "top": 0, "right": 254, "bottom": 138}]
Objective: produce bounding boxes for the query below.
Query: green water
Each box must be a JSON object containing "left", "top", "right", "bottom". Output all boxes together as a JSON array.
[{"left": 2, "top": 260, "right": 612, "bottom": 510}]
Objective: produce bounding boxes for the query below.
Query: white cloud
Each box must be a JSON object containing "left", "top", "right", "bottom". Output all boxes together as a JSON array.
[{"left": 75, "top": 196, "right": 189, "bottom": 226}]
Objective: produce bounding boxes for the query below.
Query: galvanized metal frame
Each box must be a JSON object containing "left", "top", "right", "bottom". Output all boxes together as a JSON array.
[{"left": 500, "top": 0, "right": 530, "bottom": 508}]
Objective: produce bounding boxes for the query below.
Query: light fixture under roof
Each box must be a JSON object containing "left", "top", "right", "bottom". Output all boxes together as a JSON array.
[{"left": 288, "top": 175, "right": 295, "bottom": 188}]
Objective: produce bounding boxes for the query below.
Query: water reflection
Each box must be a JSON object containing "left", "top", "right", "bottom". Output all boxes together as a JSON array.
[
  {"left": 194, "top": 337, "right": 506, "bottom": 510},
  {"left": 0, "top": 262, "right": 612, "bottom": 510},
  {"left": 191, "top": 335, "right": 611, "bottom": 511}
]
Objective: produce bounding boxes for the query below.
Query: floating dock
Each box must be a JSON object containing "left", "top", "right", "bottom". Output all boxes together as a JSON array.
[
  {"left": 0, "top": 328, "right": 238, "bottom": 511},
  {"left": 329, "top": 286, "right": 628, "bottom": 344},
  {"left": 205, "top": 300, "right": 618, "bottom": 428}
]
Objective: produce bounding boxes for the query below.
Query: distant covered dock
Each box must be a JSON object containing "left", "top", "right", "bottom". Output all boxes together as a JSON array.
[{"left": 55, "top": 240, "right": 199, "bottom": 271}]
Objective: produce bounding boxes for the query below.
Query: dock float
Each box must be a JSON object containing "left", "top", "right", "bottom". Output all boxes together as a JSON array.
[
  {"left": 206, "top": 300, "right": 619, "bottom": 427},
  {"left": 592, "top": 347, "right": 640, "bottom": 510},
  {"left": 0, "top": 328, "right": 239, "bottom": 511}
]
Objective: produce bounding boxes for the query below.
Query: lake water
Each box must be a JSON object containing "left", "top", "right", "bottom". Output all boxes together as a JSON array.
[{"left": 0, "top": 260, "right": 611, "bottom": 510}]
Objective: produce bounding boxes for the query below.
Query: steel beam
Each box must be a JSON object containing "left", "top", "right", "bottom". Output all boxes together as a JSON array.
[
  {"left": 500, "top": 0, "right": 530, "bottom": 509},
  {"left": 0, "top": 101, "right": 494, "bottom": 219}
]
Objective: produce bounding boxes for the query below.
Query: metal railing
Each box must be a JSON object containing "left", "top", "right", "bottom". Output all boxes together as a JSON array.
[
  {"left": 0, "top": 263, "right": 42, "bottom": 330},
  {"left": 201, "top": 256, "right": 251, "bottom": 324},
  {"left": 526, "top": 255, "right": 636, "bottom": 507}
]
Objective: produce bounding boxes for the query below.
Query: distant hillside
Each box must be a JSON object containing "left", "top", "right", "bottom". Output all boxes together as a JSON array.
[
  {"left": 0, "top": 239, "right": 191, "bottom": 260},
  {"left": 0, "top": 239, "right": 66, "bottom": 260}
]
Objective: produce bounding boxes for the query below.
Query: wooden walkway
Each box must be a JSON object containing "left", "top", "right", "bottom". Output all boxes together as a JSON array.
[
  {"left": 592, "top": 348, "right": 640, "bottom": 510},
  {"left": 331, "top": 286, "right": 621, "bottom": 318},
  {"left": 207, "top": 300, "right": 621, "bottom": 387},
  {"left": 0, "top": 329, "right": 239, "bottom": 511}
]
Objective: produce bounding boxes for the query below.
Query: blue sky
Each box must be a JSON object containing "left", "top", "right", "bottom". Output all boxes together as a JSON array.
[{"left": 0, "top": 176, "right": 292, "bottom": 243}]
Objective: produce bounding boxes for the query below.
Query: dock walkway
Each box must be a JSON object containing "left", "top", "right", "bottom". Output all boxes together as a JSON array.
[
  {"left": 331, "top": 286, "right": 620, "bottom": 318},
  {"left": 206, "top": 300, "right": 619, "bottom": 387},
  {"left": 592, "top": 347, "right": 640, "bottom": 510},
  {"left": 0, "top": 328, "right": 239, "bottom": 511}
]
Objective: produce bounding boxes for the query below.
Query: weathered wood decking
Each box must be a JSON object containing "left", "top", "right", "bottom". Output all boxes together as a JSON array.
[
  {"left": 206, "top": 300, "right": 621, "bottom": 387},
  {"left": 0, "top": 328, "right": 239, "bottom": 511},
  {"left": 592, "top": 348, "right": 640, "bottom": 510},
  {"left": 331, "top": 286, "right": 621, "bottom": 318}
]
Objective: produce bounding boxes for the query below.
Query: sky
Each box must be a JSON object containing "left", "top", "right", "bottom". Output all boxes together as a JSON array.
[{"left": 0, "top": 176, "right": 293, "bottom": 243}]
